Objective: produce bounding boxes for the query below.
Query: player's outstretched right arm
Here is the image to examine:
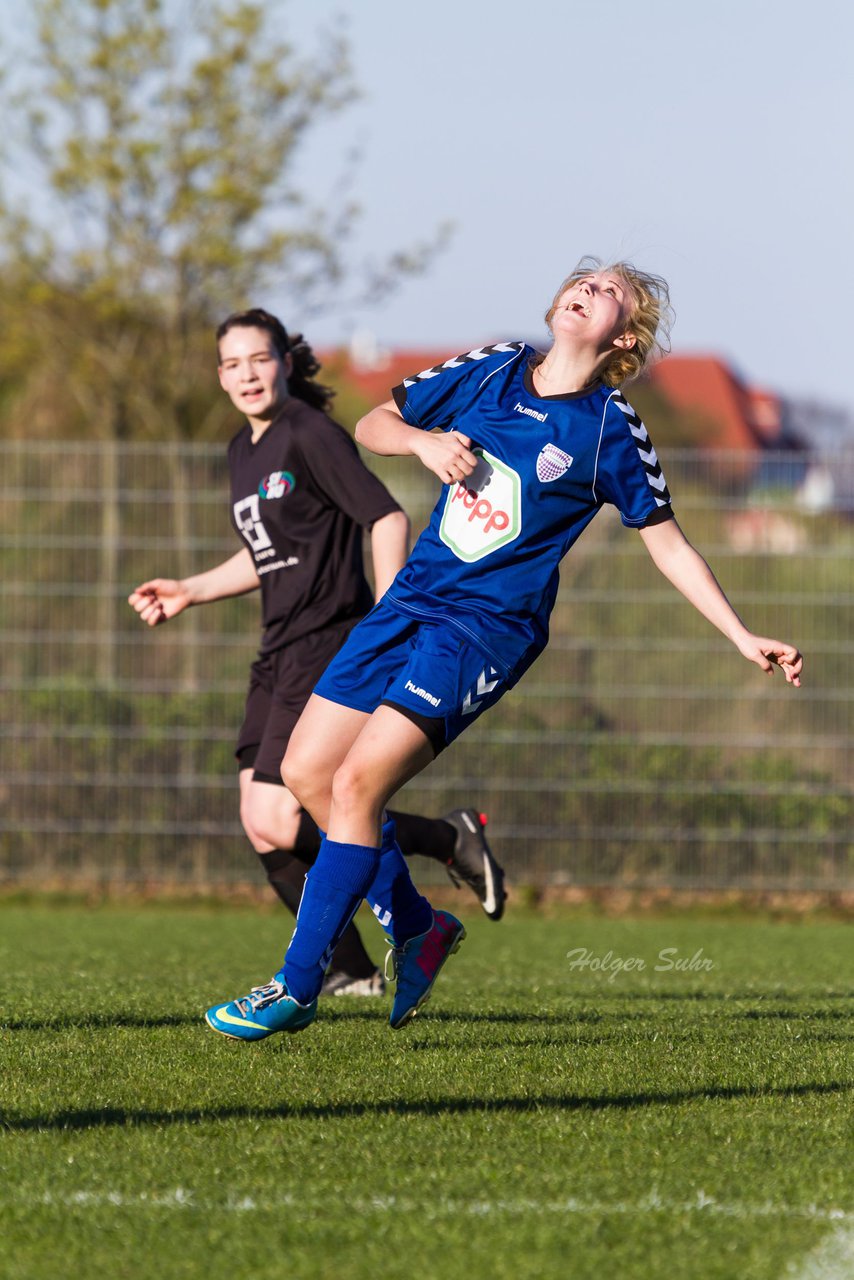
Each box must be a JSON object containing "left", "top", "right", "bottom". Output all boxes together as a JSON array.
[
  {"left": 639, "top": 519, "right": 803, "bottom": 685},
  {"left": 128, "top": 549, "right": 260, "bottom": 627}
]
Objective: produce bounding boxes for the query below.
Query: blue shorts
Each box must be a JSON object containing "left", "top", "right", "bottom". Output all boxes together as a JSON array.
[{"left": 312, "top": 601, "right": 511, "bottom": 753}]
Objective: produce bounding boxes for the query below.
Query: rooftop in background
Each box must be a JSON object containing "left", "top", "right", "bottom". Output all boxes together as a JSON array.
[
  {"left": 319, "top": 333, "right": 459, "bottom": 407},
  {"left": 648, "top": 354, "right": 854, "bottom": 454},
  {"left": 648, "top": 354, "right": 790, "bottom": 452}
]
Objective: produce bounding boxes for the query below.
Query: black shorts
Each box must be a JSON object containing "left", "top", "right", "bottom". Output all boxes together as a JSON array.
[{"left": 235, "top": 621, "right": 356, "bottom": 783}]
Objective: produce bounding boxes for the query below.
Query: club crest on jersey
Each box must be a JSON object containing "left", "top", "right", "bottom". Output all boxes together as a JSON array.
[
  {"left": 258, "top": 470, "right": 295, "bottom": 500},
  {"left": 536, "top": 444, "right": 574, "bottom": 483},
  {"left": 439, "top": 448, "right": 521, "bottom": 563}
]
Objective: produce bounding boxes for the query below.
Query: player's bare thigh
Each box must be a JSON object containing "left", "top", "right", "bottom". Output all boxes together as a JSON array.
[
  {"left": 282, "top": 693, "right": 373, "bottom": 826},
  {"left": 326, "top": 704, "right": 436, "bottom": 847}
]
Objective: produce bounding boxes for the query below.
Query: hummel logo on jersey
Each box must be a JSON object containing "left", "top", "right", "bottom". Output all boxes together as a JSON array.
[
  {"left": 536, "top": 443, "right": 574, "bottom": 483},
  {"left": 514, "top": 401, "right": 548, "bottom": 423},
  {"left": 405, "top": 680, "right": 441, "bottom": 709}
]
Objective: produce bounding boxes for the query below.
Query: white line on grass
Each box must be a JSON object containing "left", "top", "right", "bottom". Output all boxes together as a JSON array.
[
  {"left": 787, "top": 1224, "right": 854, "bottom": 1280},
  {"left": 15, "top": 1189, "right": 852, "bottom": 1222}
]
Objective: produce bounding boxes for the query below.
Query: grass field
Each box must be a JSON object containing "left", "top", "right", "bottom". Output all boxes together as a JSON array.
[{"left": 1, "top": 901, "right": 852, "bottom": 1280}]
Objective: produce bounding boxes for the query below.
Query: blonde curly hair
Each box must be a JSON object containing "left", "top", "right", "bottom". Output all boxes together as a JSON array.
[{"left": 543, "top": 256, "right": 674, "bottom": 386}]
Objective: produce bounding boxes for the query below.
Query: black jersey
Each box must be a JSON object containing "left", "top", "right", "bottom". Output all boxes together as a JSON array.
[{"left": 228, "top": 398, "right": 402, "bottom": 654}]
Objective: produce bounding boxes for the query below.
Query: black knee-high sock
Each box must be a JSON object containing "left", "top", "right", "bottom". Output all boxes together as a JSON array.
[
  {"left": 291, "top": 810, "right": 321, "bottom": 861},
  {"left": 257, "top": 848, "right": 377, "bottom": 979},
  {"left": 257, "top": 847, "right": 307, "bottom": 913},
  {"left": 291, "top": 806, "right": 457, "bottom": 868},
  {"left": 387, "top": 810, "right": 456, "bottom": 864}
]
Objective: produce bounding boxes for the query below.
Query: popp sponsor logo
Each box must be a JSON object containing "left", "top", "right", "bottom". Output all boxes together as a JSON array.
[
  {"left": 449, "top": 482, "right": 511, "bottom": 535},
  {"left": 439, "top": 448, "right": 521, "bottom": 563}
]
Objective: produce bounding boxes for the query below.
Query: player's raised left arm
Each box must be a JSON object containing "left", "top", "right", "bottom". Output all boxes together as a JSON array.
[
  {"left": 639, "top": 517, "right": 803, "bottom": 685},
  {"left": 356, "top": 400, "right": 478, "bottom": 485}
]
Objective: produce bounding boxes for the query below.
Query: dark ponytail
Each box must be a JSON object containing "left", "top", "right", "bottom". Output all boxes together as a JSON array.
[
  {"left": 215, "top": 308, "right": 335, "bottom": 414},
  {"left": 286, "top": 332, "right": 335, "bottom": 413}
]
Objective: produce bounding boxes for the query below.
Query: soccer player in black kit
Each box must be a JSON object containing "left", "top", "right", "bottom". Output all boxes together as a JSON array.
[{"left": 129, "top": 309, "right": 505, "bottom": 994}]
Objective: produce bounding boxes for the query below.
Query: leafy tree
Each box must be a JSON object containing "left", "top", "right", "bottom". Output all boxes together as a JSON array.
[
  {"left": 0, "top": 0, "right": 447, "bottom": 441},
  {"left": 0, "top": 0, "right": 451, "bottom": 682}
]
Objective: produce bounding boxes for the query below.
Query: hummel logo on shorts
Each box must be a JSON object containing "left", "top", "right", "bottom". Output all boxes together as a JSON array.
[{"left": 405, "top": 679, "right": 441, "bottom": 708}]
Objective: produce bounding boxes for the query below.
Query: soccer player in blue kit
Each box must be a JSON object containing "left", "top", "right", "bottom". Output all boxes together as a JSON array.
[
  {"left": 205, "top": 258, "right": 803, "bottom": 1041},
  {"left": 130, "top": 309, "right": 505, "bottom": 1001}
]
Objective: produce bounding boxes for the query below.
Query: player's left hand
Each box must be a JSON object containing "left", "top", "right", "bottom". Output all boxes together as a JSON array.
[{"left": 738, "top": 635, "right": 803, "bottom": 686}]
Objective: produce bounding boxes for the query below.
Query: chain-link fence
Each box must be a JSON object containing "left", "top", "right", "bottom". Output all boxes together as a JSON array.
[{"left": 1, "top": 439, "right": 851, "bottom": 893}]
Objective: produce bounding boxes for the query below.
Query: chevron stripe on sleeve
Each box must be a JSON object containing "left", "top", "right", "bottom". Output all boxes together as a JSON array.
[
  {"left": 402, "top": 342, "right": 525, "bottom": 388},
  {"left": 611, "top": 391, "right": 672, "bottom": 507}
]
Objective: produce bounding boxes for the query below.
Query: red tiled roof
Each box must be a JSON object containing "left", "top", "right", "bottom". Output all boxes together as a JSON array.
[
  {"left": 747, "top": 387, "right": 782, "bottom": 442},
  {"left": 318, "top": 347, "right": 462, "bottom": 406},
  {"left": 650, "top": 355, "right": 781, "bottom": 451}
]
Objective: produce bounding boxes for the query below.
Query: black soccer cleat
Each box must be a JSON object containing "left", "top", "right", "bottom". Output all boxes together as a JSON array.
[{"left": 443, "top": 808, "right": 506, "bottom": 921}]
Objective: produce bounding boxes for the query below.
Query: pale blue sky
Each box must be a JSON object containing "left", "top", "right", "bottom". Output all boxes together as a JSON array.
[{"left": 290, "top": 0, "right": 853, "bottom": 407}]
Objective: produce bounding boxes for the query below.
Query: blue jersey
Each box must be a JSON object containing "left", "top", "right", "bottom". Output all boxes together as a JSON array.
[{"left": 387, "top": 342, "right": 673, "bottom": 677}]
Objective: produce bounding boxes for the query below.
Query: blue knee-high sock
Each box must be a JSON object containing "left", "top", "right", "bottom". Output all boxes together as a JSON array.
[
  {"left": 366, "top": 817, "right": 433, "bottom": 946},
  {"left": 281, "top": 838, "right": 380, "bottom": 1004}
]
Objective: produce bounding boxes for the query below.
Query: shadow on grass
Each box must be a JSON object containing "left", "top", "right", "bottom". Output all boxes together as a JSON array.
[
  {"left": 4, "top": 1080, "right": 851, "bottom": 1134},
  {"left": 5, "top": 995, "right": 851, "bottom": 1033},
  {"left": 3, "top": 1012, "right": 207, "bottom": 1031},
  {"left": 594, "top": 990, "right": 853, "bottom": 1002},
  {"left": 3, "top": 1007, "right": 643, "bottom": 1032}
]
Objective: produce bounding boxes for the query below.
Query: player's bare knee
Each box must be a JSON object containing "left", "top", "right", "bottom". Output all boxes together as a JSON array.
[
  {"left": 239, "top": 811, "right": 268, "bottom": 854},
  {"left": 279, "top": 742, "right": 297, "bottom": 788},
  {"left": 281, "top": 747, "right": 311, "bottom": 807},
  {"left": 329, "top": 758, "right": 380, "bottom": 819}
]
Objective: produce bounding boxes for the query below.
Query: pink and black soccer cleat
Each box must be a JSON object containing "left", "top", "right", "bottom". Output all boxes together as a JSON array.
[{"left": 386, "top": 909, "right": 466, "bottom": 1029}]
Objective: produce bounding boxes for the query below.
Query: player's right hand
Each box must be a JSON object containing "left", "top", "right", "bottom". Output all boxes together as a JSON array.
[
  {"left": 736, "top": 633, "right": 803, "bottom": 686},
  {"left": 413, "top": 429, "right": 478, "bottom": 486},
  {"left": 127, "top": 579, "right": 191, "bottom": 626}
]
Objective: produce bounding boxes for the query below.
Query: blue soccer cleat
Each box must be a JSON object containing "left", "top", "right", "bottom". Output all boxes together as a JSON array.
[
  {"left": 205, "top": 976, "right": 317, "bottom": 1041},
  {"left": 386, "top": 909, "right": 466, "bottom": 1030}
]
